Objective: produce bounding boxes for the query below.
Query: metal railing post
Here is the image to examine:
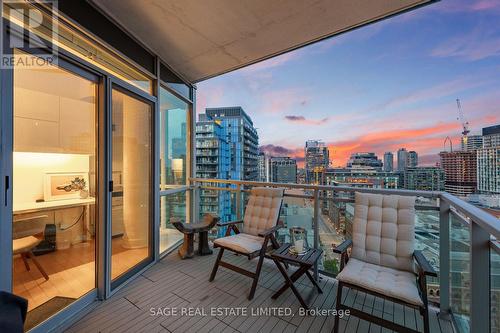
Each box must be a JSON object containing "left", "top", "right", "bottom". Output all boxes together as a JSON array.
[
  {"left": 193, "top": 182, "right": 200, "bottom": 221},
  {"left": 236, "top": 184, "right": 242, "bottom": 220},
  {"left": 470, "top": 221, "right": 490, "bottom": 332},
  {"left": 313, "top": 189, "right": 320, "bottom": 281},
  {"left": 439, "top": 198, "right": 451, "bottom": 317}
]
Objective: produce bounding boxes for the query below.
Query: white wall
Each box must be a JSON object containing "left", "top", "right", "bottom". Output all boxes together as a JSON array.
[{"left": 13, "top": 152, "right": 90, "bottom": 204}]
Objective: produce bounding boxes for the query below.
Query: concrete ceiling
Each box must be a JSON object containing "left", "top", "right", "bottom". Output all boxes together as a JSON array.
[{"left": 91, "top": 0, "right": 433, "bottom": 83}]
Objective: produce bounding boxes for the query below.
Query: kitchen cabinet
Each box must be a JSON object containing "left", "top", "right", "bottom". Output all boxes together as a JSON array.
[
  {"left": 14, "top": 87, "right": 95, "bottom": 154},
  {"left": 14, "top": 117, "right": 60, "bottom": 152},
  {"left": 59, "top": 97, "right": 95, "bottom": 154}
]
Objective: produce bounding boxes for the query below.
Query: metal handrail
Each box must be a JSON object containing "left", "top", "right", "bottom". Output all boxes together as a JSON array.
[
  {"left": 190, "top": 177, "right": 499, "bottom": 237},
  {"left": 492, "top": 240, "right": 500, "bottom": 255},
  {"left": 440, "top": 192, "right": 500, "bottom": 239},
  {"left": 190, "top": 177, "right": 441, "bottom": 198},
  {"left": 195, "top": 184, "right": 440, "bottom": 211}
]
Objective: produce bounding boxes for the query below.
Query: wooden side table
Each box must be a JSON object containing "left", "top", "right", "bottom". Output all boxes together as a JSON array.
[
  {"left": 269, "top": 243, "right": 323, "bottom": 309},
  {"left": 172, "top": 214, "right": 219, "bottom": 259}
]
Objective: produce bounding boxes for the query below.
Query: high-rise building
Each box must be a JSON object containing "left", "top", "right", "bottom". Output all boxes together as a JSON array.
[
  {"left": 461, "top": 134, "right": 483, "bottom": 151},
  {"left": 346, "top": 152, "right": 383, "bottom": 170},
  {"left": 297, "top": 168, "right": 306, "bottom": 184},
  {"left": 482, "top": 125, "right": 500, "bottom": 148},
  {"left": 323, "top": 167, "right": 399, "bottom": 189},
  {"left": 477, "top": 125, "right": 500, "bottom": 194},
  {"left": 195, "top": 115, "right": 232, "bottom": 221},
  {"left": 383, "top": 152, "right": 394, "bottom": 172},
  {"left": 407, "top": 151, "right": 418, "bottom": 168},
  {"left": 403, "top": 167, "right": 445, "bottom": 191},
  {"left": 305, "top": 140, "right": 329, "bottom": 184},
  {"left": 269, "top": 157, "right": 297, "bottom": 183},
  {"left": 477, "top": 148, "right": 499, "bottom": 194},
  {"left": 205, "top": 107, "right": 259, "bottom": 181},
  {"left": 439, "top": 151, "right": 477, "bottom": 197},
  {"left": 397, "top": 148, "right": 408, "bottom": 171},
  {"left": 257, "top": 151, "right": 268, "bottom": 182}
]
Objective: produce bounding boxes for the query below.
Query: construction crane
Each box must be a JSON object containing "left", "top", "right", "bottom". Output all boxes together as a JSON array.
[
  {"left": 444, "top": 136, "right": 453, "bottom": 152},
  {"left": 456, "top": 98, "right": 470, "bottom": 136}
]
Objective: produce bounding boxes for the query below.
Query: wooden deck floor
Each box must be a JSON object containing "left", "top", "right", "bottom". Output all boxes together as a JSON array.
[{"left": 67, "top": 250, "right": 453, "bottom": 333}]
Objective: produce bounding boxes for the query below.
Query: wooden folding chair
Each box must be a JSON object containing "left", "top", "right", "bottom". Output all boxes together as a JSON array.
[{"left": 209, "top": 187, "right": 285, "bottom": 300}]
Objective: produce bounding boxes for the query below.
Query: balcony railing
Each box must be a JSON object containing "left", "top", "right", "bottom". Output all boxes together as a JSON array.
[{"left": 189, "top": 177, "right": 500, "bottom": 333}]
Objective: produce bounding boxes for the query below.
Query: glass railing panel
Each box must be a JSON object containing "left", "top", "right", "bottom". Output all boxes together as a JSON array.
[
  {"left": 450, "top": 214, "right": 471, "bottom": 333},
  {"left": 491, "top": 241, "right": 500, "bottom": 333},
  {"left": 195, "top": 183, "right": 236, "bottom": 240},
  {"left": 415, "top": 209, "right": 440, "bottom": 304},
  {"left": 159, "top": 191, "right": 186, "bottom": 253},
  {"left": 318, "top": 189, "right": 349, "bottom": 276},
  {"left": 277, "top": 189, "right": 315, "bottom": 251}
]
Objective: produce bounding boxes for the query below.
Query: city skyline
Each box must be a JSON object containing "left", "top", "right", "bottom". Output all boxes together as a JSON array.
[{"left": 197, "top": 0, "right": 500, "bottom": 168}]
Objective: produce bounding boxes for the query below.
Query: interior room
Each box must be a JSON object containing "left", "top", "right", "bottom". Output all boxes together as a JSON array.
[{"left": 12, "top": 55, "right": 97, "bottom": 328}]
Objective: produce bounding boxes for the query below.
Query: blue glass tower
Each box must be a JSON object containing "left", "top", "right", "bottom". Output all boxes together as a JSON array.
[{"left": 196, "top": 107, "right": 259, "bottom": 237}]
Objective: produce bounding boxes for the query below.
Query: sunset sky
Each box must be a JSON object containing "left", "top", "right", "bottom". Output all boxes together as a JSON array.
[{"left": 197, "top": 0, "right": 500, "bottom": 168}]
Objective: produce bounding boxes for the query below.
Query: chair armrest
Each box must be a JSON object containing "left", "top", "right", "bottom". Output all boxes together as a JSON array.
[
  {"left": 258, "top": 223, "right": 283, "bottom": 237},
  {"left": 414, "top": 250, "right": 437, "bottom": 277},
  {"left": 332, "top": 239, "right": 352, "bottom": 254},
  {"left": 217, "top": 220, "right": 243, "bottom": 227}
]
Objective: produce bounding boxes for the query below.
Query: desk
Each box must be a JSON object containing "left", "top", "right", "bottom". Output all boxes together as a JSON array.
[
  {"left": 13, "top": 198, "right": 96, "bottom": 242},
  {"left": 13, "top": 198, "right": 96, "bottom": 215}
]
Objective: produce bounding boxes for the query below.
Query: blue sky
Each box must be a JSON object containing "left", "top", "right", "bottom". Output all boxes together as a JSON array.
[{"left": 197, "top": 0, "right": 500, "bottom": 167}]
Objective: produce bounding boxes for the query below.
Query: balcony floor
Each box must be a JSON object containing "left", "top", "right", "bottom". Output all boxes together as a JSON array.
[{"left": 68, "top": 248, "right": 453, "bottom": 333}]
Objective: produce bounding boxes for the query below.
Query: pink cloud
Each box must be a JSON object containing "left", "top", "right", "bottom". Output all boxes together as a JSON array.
[
  {"left": 472, "top": 0, "right": 500, "bottom": 10},
  {"left": 262, "top": 88, "right": 310, "bottom": 114},
  {"left": 196, "top": 85, "right": 224, "bottom": 114},
  {"left": 240, "top": 51, "right": 300, "bottom": 73},
  {"left": 284, "top": 115, "right": 330, "bottom": 125},
  {"left": 391, "top": 0, "right": 500, "bottom": 23},
  {"left": 437, "top": 0, "right": 500, "bottom": 13},
  {"left": 375, "top": 76, "right": 492, "bottom": 112},
  {"left": 431, "top": 25, "right": 500, "bottom": 61}
]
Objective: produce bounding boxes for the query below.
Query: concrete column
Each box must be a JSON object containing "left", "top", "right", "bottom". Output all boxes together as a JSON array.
[{"left": 122, "top": 100, "right": 149, "bottom": 249}]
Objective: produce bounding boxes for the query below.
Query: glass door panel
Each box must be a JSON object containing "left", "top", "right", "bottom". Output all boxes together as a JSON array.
[
  {"left": 12, "top": 50, "right": 98, "bottom": 329},
  {"left": 111, "top": 89, "right": 152, "bottom": 281},
  {"left": 159, "top": 87, "right": 188, "bottom": 189},
  {"left": 159, "top": 86, "right": 188, "bottom": 253}
]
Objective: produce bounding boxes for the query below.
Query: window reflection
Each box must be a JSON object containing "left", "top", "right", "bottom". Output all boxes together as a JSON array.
[{"left": 159, "top": 87, "right": 188, "bottom": 189}]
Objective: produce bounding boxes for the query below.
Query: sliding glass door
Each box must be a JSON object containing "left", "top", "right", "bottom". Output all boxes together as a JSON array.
[
  {"left": 110, "top": 87, "right": 153, "bottom": 283},
  {"left": 11, "top": 50, "right": 99, "bottom": 330}
]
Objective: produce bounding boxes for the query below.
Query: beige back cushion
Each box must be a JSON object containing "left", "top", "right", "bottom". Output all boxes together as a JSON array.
[
  {"left": 351, "top": 192, "right": 416, "bottom": 272},
  {"left": 243, "top": 187, "right": 284, "bottom": 237}
]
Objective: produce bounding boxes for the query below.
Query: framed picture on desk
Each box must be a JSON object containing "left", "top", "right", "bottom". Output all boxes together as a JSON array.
[{"left": 44, "top": 172, "right": 89, "bottom": 201}]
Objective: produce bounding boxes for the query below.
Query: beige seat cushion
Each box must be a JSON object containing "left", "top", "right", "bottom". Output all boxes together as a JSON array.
[
  {"left": 337, "top": 258, "right": 423, "bottom": 306},
  {"left": 13, "top": 236, "right": 41, "bottom": 255},
  {"left": 243, "top": 187, "right": 284, "bottom": 236},
  {"left": 351, "top": 192, "right": 416, "bottom": 272},
  {"left": 214, "top": 233, "right": 264, "bottom": 254}
]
